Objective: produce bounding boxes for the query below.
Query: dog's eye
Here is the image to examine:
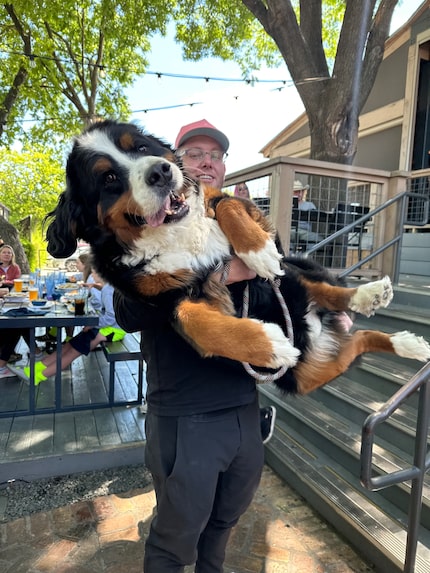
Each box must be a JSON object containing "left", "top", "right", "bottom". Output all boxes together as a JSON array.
[
  {"left": 137, "top": 145, "right": 148, "bottom": 153},
  {"left": 105, "top": 172, "right": 118, "bottom": 184}
]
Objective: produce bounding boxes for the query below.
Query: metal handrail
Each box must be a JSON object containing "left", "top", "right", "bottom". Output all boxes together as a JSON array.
[
  {"left": 304, "top": 191, "right": 429, "bottom": 284},
  {"left": 360, "top": 363, "right": 430, "bottom": 573}
]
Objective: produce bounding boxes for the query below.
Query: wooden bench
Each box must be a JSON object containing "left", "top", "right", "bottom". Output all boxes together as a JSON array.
[{"left": 101, "top": 332, "right": 145, "bottom": 406}]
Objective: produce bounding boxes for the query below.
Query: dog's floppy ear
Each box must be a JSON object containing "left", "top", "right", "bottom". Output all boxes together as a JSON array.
[{"left": 45, "top": 191, "right": 78, "bottom": 258}]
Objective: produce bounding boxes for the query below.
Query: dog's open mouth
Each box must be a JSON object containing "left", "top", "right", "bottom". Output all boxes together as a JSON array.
[{"left": 127, "top": 191, "right": 189, "bottom": 228}]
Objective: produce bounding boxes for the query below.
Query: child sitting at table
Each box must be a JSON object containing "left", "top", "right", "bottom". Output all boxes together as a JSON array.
[{"left": 9, "top": 274, "right": 125, "bottom": 385}]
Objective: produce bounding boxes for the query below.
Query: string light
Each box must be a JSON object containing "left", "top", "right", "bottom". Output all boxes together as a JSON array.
[
  {"left": 0, "top": 48, "right": 294, "bottom": 128},
  {"left": 0, "top": 49, "right": 292, "bottom": 87}
]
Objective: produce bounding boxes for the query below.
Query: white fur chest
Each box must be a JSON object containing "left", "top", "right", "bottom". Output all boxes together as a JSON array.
[{"left": 121, "top": 208, "right": 231, "bottom": 274}]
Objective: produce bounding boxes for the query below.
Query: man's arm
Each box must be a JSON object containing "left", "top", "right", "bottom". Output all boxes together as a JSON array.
[{"left": 113, "top": 290, "right": 173, "bottom": 333}]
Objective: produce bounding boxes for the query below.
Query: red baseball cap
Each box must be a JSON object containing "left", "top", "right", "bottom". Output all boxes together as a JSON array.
[{"left": 175, "top": 119, "right": 229, "bottom": 152}]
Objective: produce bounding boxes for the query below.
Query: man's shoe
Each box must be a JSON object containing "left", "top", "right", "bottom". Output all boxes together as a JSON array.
[
  {"left": 35, "top": 333, "right": 56, "bottom": 343},
  {"left": 8, "top": 363, "right": 48, "bottom": 386},
  {"left": 260, "top": 406, "right": 277, "bottom": 445},
  {"left": 0, "top": 367, "right": 15, "bottom": 379}
]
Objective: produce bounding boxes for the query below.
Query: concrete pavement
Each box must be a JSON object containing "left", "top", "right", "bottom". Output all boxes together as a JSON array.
[{"left": 0, "top": 465, "right": 373, "bottom": 573}]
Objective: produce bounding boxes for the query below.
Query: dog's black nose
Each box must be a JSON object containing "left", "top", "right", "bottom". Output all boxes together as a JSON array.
[{"left": 146, "top": 161, "right": 173, "bottom": 189}]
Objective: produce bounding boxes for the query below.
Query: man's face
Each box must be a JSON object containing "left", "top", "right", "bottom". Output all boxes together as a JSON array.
[{"left": 179, "top": 135, "right": 226, "bottom": 190}]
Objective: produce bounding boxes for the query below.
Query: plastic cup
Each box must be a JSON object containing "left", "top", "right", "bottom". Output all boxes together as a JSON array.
[
  {"left": 74, "top": 297, "right": 85, "bottom": 316},
  {"left": 28, "top": 288, "right": 39, "bottom": 301},
  {"left": 13, "top": 279, "right": 23, "bottom": 292}
]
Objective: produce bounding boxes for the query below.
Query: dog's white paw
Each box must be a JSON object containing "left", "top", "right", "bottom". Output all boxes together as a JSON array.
[
  {"left": 237, "top": 241, "right": 284, "bottom": 280},
  {"left": 262, "top": 322, "right": 300, "bottom": 369},
  {"left": 391, "top": 331, "right": 430, "bottom": 362},
  {"left": 349, "top": 276, "right": 393, "bottom": 317}
]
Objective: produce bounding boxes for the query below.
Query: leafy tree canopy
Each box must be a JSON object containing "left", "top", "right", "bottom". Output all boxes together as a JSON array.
[
  {"left": 0, "top": 0, "right": 402, "bottom": 164},
  {"left": 0, "top": 146, "right": 64, "bottom": 224},
  {"left": 0, "top": 0, "right": 176, "bottom": 146}
]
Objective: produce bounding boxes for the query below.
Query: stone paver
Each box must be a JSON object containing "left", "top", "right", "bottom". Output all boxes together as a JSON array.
[{"left": 0, "top": 466, "right": 373, "bottom": 573}]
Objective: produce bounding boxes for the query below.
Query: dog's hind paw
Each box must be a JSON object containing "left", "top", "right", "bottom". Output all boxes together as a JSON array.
[
  {"left": 391, "top": 331, "right": 430, "bottom": 362},
  {"left": 262, "top": 323, "right": 300, "bottom": 369},
  {"left": 237, "top": 241, "right": 284, "bottom": 280},
  {"left": 349, "top": 276, "right": 393, "bottom": 317}
]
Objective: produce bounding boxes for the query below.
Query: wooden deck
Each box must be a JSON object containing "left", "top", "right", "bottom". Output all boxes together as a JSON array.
[{"left": 0, "top": 344, "right": 147, "bottom": 482}]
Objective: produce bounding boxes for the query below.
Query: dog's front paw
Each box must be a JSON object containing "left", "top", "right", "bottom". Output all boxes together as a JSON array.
[
  {"left": 262, "top": 323, "right": 300, "bottom": 369},
  {"left": 349, "top": 276, "right": 393, "bottom": 317},
  {"left": 237, "top": 240, "right": 284, "bottom": 280}
]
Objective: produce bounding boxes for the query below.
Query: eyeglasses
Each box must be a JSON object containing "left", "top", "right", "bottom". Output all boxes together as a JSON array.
[{"left": 177, "top": 148, "right": 227, "bottom": 163}]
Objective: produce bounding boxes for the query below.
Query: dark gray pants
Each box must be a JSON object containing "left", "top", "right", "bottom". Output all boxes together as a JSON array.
[{"left": 143, "top": 398, "right": 264, "bottom": 572}]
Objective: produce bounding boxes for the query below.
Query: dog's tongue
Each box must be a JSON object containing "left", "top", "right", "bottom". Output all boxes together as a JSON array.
[{"left": 146, "top": 196, "right": 171, "bottom": 228}]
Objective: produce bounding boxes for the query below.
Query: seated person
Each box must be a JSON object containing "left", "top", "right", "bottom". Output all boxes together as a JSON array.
[
  {"left": 0, "top": 244, "right": 21, "bottom": 289},
  {"left": 10, "top": 277, "right": 126, "bottom": 385},
  {"left": 234, "top": 182, "right": 250, "bottom": 198},
  {"left": 85, "top": 267, "right": 103, "bottom": 311},
  {"left": 291, "top": 180, "right": 323, "bottom": 245}
]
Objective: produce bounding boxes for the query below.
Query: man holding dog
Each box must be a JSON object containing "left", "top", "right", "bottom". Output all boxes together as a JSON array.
[{"left": 114, "top": 119, "right": 274, "bottom": 573}]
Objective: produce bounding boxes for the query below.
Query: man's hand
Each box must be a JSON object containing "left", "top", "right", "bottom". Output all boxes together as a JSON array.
[{"left": 213, "top": 256, "right": 256, "bottom": 285}]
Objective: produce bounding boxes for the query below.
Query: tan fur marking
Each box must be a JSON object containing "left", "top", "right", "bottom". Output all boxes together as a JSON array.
[
  {"left": 202, "top": 277, "right": 236, "bottom": 316},
  {"left": 215, "top": 199, "right": 270, "bottom": 253},
  {"left": 295, "top": 330, "right": 394, "bottom": 394},
  {"left": 100, "top": 192, "right": 144, "bottom": 242},
  {"left": 119, "top": 132, "right": 134, "bottom": 150},
  {"left": 93, "top": 157, "right": 113, "bottom": 172},
  {"left": 163, "top": 150, "right": 177, "bottom": 163},
  {"left": 134, "top": 270, "right": 196, "bottom": 297},
  {"left": 176, "top": 299, "right": 276, "bottom": 365},
  {"left": 300, "top": 278, "right": 358, "bottom": 311}
]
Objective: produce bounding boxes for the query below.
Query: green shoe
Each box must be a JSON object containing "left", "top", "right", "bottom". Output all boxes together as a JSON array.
[{"left": 9, "top": 362, "right": 48, "bottom": 385}]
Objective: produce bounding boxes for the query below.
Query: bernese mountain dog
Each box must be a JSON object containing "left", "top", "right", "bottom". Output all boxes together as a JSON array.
[{"left": 45, "top": 120, "right": 430, "bottom": 394}]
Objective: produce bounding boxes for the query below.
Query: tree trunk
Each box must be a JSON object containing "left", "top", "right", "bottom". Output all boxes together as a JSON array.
[
  {"left": 241, "top": 0, "right": 398, "bottom": 165},
  {"left": 308, "top": 103, "right": 359, "bottom": 165}
]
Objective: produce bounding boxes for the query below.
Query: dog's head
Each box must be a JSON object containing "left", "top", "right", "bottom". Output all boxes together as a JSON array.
[{"left": 46, "top": 120, "right": 193, "bottom": 258}]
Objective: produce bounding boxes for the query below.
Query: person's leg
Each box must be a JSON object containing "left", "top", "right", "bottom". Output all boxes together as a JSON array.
[
  {"left": 144, "top": 403, "right": 263, "bottom": 573},
  {"left": 40, "top": 343, "right": 81, "bottom": 377},
  {"left": 0, "top": 330, "right": 30, "bottom": 377},
  {"left": 144, "top": 400, "right": 264, "bottom": 573},
  {"left": 42, "top": 331, "right": 106, "bottom": 375},
  {"left": 0, "top": 330, "right": 24, "bottom": 363},
  {"left": 195, "top": 399, "right": 264, "bottom": 573},
  {"left": 9, "top": 329, "right": 99, "bottom": 384}
]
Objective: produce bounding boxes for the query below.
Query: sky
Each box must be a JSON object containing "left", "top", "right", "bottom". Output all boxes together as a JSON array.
[{"left": 127, "top": 1, "right": 424, "bottom": 175}]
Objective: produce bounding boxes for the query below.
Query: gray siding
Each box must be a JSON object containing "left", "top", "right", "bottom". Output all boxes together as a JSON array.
[{"left": 354, "top": 125, "right": 402, "bottom": 170}]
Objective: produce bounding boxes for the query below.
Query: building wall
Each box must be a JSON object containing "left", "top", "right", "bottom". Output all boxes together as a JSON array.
[
  {"left": 361, "top": 43, "right": 408, "bottom": 115},
  {"left": 354, "top": 126, "right": 402, "bottom": 171}
]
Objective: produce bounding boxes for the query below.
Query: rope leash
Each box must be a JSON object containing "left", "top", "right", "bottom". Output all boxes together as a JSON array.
[
  {"left": 220, "top": 260, "right": 294, "bottom": 383},
  {"left": 241, "top": 279, "right": 294, "bottom": 382}
]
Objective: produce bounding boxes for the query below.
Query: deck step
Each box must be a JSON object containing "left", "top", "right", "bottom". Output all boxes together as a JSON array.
[
  {"left": 264, "top": 422, "right": 430, "bottom": 573},
  {"left": 259, "top": 283, "right": 430, "bottom": 572}
]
